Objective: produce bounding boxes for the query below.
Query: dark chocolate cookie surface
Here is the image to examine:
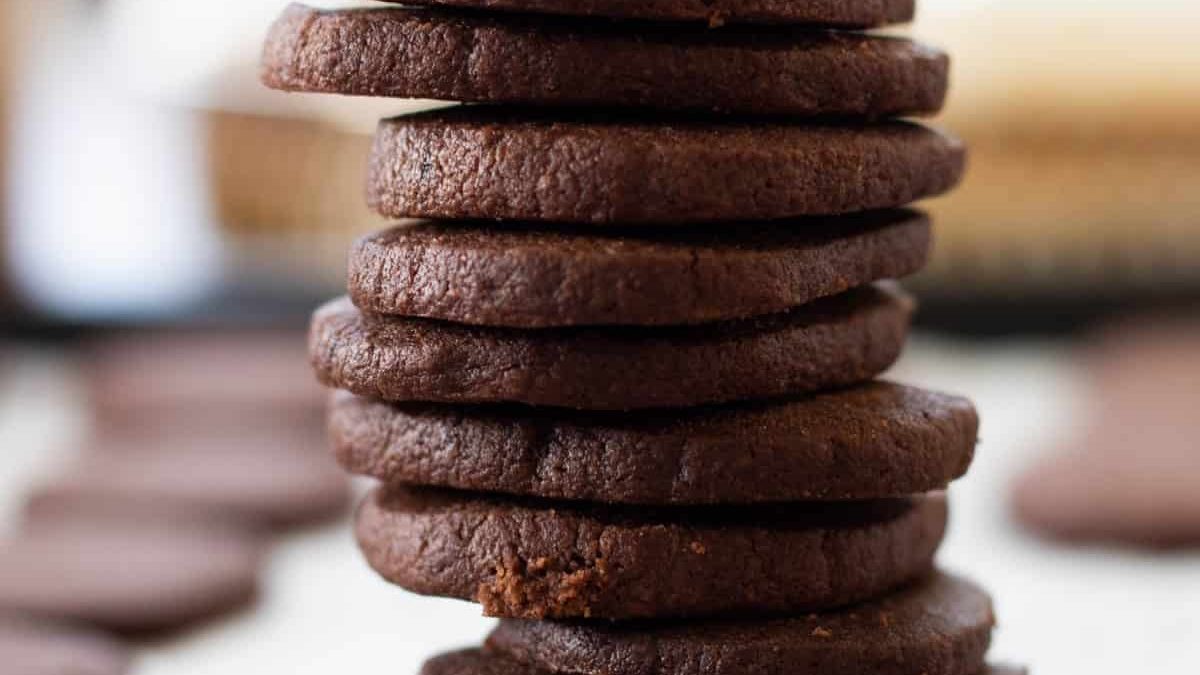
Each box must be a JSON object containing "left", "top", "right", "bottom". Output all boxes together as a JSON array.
[
  {"left": 373, "top": 0, "right": 915, "bottom": 27},
  {"left": 330, "top": 381, "right": 977, "bottom": 504},
  {"left": 310, "top": 285, "right": 912, "bottom": 410},
  {"left": 264, "top": 6, "right": 947, "bottom": 117},
  {"left": 368, "top": 108, "right": 965, "bottom": 224},
  {"left": 355, "top": 486, "right": 946, "bottom": 619},
  {"left": 486, "top": 571, "right": 993, "bottom": 675},
  {"left": 422, "top": 650, "right": 1016, "bottom": 675},
  {"left": 348, "top": 210, "right": 930, "bottom": 327}
]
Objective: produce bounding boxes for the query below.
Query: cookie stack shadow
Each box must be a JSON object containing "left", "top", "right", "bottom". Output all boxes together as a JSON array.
[{"left": 264, "top": 1, "right": 1018, "bottom": 673}]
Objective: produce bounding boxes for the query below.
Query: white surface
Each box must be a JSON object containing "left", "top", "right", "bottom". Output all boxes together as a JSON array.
[
  {"left": 2, "top": 340, "right": 1198, "bottom": 673},
  {"left": 6, "top": 3, "right": 222, "bottom": 320}
]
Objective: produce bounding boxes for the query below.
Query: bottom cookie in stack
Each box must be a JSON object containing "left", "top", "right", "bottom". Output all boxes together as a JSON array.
[
  {"left": 422, "top": 650, "right": 1022, "bottom": 675},
  {"left": 420, "top": 571, "right": 1010, "bottom": 675}
]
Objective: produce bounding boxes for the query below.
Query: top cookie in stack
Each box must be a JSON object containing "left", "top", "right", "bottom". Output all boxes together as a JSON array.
[{"left": 264, "top": 1, "right": 1004, "bottom": 673}]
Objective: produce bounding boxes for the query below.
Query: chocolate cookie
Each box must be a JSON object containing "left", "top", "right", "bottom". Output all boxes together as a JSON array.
[
  {"left": 373, "top": 0, "right": 916, "bottom": 27},
  {"left": 486, "top": 571, "right": 993, "bottom": 675},
  {"left": 421, "top": 650, "right": 1017, "bottom": 675},
  {"left": 330, "top": 381, "right": 977, "bottom": 504},
  {"left": 264, "top": 6, "right": 947, "bottom": 118},
  {"left": 1012, "top": 318, "right": 1200, "bottom": 548},
  {"left": 0, "top": 518, "right": 261, "bottom": 633},
  {"left": 367, "top": 108, "right": 966, "bottom": 224},
  {"left": 0, "top": 616, "right": 131, "bottom": 675},
  {"left": 310, "top": 284, "right": 912, "bottom": 410},
  {"left": 348, "top": 210, "right": 930, "bottom": 327},
  {"left": 25, "top": 434, "right": 349, "bottom": 530},
  {"left": 355, "top": 486, "right": 946, "bottom": 619},
  {"left": 86, "top": 329, "right": 324, "bottom": 422}
]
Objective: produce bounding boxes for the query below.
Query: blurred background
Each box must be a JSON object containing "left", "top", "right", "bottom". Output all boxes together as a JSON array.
[{"left": 0, "top": 0, "right": 1197, "bottom": 673}]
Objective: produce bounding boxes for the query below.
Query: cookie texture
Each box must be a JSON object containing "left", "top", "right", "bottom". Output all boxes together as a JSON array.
[
  {"left": 355, "top": 486, "right": 946, "bottom": 619},
  {"left": 368, "top": 108, "right": 966, "bottom": 224},
  {"left": 486, "top": 571, "right": 993, "bottom": 675},
  {"left": 348, "top": 210, "right": 930, "bottom": 327},
  {"left": 263, "top": 5, "right": 947, "bottom": 117},
  {"left": 310, "top": 285, "right": 913, "bottom": 410},
  {"left": 0, "top": 517, "right": 261, "bottom": 633},
  {"left": 330, "top": 381, "right": 978, "bottom": 504},
  {"left": 422, "top": 650, "right": 1016, "bottom": 675},
  {"left": 373, "top": 0, "right": 916, "bottom": 27}
]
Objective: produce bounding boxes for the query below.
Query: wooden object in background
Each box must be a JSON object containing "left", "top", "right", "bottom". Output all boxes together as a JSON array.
[
  {"left": 206, "top": 111, "right": 386, "bottom": 291},
  {"left": 912, "top": 3, "right": 1200, "bottom": 304}
]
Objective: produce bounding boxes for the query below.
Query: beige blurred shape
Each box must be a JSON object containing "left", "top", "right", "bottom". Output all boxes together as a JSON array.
[
  {"left": 912, "top": 0, "right": 1200, "bottom": 296},
  {"left": 207, "top": 111, "right": 389, "bottom": 289}
]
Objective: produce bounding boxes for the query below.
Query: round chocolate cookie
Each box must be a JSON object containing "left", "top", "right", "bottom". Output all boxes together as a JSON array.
[
  {"left": 264, "top": 6, "right": 947, "bottom": 118},
  {"left": 24, "top": 434, "right": 349, "bottom": 530},
  {"left": 486, "top": 571, "right": 993, "bottom": 675},
  {"left": 0, "top": 616, "right": 131, "bottom": 675},
  {"left": 0, "top": 517, "right": 261, "bottom": 633},
  {"left": 348, "top": 210, "right": 930, "bottom": 327},
  {"left": 355, "top": 486, "right": 947, "bottom": 619},
  {"left": 330, "top": 381, "right": 978, "bottom": 504},
  {"left": 367, "top": 108, "right": 966, "bottom": 224},
  {"left": 422, "top": 650, "right": 1016, "bottom": 675},
  {"left": 373, "top": 0, "right": 915, "bottom": 27},
  {"left": 310, "top": 284, "right": 912, "bottom": 410},
  {"left": 86, "top": 329, "right": 324, "bottom": 425}
]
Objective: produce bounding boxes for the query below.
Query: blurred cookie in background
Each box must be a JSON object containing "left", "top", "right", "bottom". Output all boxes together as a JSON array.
[
  {"left": 0, "top": 614, "right": 130, "bottom": 675},
  {"left": 1012, "top": 316, "right": 1200, "bottom": 547},
  {"left": 25, "top": 427, "right": 349, "bottom": 531},
  {"left": 0, "top": 514, "right": 262, "bottom": 634},
  {"left": 84, "top": 328, "right": 325, "bottom": 434},
  {"left": 58, "top": 329, "right": 352, "bottom": 530}
]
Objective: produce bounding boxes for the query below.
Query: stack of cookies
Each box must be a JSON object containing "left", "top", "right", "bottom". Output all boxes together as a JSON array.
[{"left": 264, "top": 1, "right": 1018, "bottom": 673}]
